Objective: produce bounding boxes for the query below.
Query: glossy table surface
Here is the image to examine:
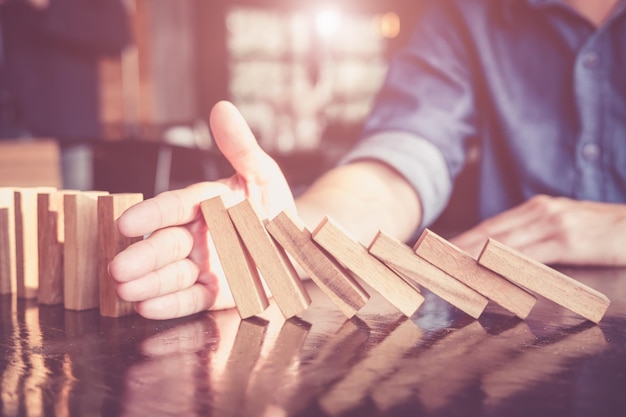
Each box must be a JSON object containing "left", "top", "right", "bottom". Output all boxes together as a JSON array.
[{"left": 1, "top": 267, "right": 626, "bottom": 417}]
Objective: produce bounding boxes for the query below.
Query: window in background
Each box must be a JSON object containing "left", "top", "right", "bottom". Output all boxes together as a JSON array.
[{"left": 225, "top": 5, "right": 399, "bottom": 153}]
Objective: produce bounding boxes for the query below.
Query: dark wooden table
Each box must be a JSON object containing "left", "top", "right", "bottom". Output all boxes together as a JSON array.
[{"left": 1, "top": 267, "right": 625, "bottom": 417}]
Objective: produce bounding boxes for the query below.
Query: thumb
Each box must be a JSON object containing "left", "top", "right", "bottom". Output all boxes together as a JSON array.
[
  {"left": 209, "top": 101, "right": 294, "bottom": 216},
  {"left": 210, "top": 100, "right": 278, "bottom": 186}
]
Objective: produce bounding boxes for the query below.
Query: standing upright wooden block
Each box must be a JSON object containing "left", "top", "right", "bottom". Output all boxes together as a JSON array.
[
  {"left": 311, "top": 217, "right": 424, "bottom": 318},
  {"left": 0, "top": 188, "right": 17, "bottom": 295},
  {"left": 200, "top": 195, "right": 269, "bottom": 319},
  {"left": 478, "top": 238, "right": 611, "bottom": 323},
  {"left": 38, "top": 191, "right": 71, "bottom": 305},
  {"left": 266, "top": 211, "right": 369, "bottom": 318},
  {"left": 414, "top": 229, "right": 537, "bottom": 319},
  {"left": 227, "top": 199, "right": 311, "bottom": 319},
  {"left": 64, "top": 191, "right": 109, "bottom": 311},
  {"left": 14, "top": 187, "right": 56, "bottom": 299},
  {"left": 98, "top": 193, "right": 143, "bottom": 317},
  {"left": 369, "top": 231, "right": 489, "bottom": 319}
]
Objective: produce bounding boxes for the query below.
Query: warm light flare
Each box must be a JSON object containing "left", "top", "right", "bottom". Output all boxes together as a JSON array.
[
  {"left": 315, "top": 8, "right": 342, "bottom": 38},
  {"left": 374, "top": 12, "right": 401, "bottom": 39}
]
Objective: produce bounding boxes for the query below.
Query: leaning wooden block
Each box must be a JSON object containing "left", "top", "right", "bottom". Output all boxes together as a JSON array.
[
  {"left": 15, "top": 187, "right": 56, "bottom": 299},
  {"left": 478, "top": 238, "right": 610, "bottom": 323},
  {"left": 200, "top": 195, "right": 269, "bottom": 319},
  {"left": 312, "top": 217, "right": 424, "bottom": 318},
  {"left": 227, "top": 199, "right": 311, "bottom": 319},
  {"left": 0, "top": 188, "right": 17, "bottom": 295},
  {"left": 369, "top": 231, "right": 488, "bottom": 319},
  {"left": 38, "top": 191, "right": 71, "bottom": 305},
  {"left": 414, "top": 229, "right": 536, "bottom": 319},
  {"left": 265, "top": 211, "right": 369, "bottom": 318},
  {"left": 64, "top": 191, "right": 108, "bottom": 311},
  {"left": 98, "top": 193, "right": 143, "bottom": 318}
]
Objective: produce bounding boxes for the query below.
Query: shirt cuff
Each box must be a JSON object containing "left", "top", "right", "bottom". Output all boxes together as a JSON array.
[{"left": 339, "top": 131, "right": 453, "bottom": 231}]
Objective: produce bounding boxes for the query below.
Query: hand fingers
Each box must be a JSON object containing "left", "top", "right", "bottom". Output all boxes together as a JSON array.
[
  {"left": 117, "top": 181, "right": 230, "bottom": 238},
  {"left": 210, "top": 101, "right": 295, "bottom": 216},
  {"left": 135, "top": 283, "right": 215, "bottom": 320},
  {"left": 116, "top": 258, "right": 199, "bottom": 302},
  {"left": 109, "top": 226, "right": 194, "bottom": 283},
  {"left": 210, "top": 101, "right": 278, "bottom": 185},
  {"left": 451, "top": 195, "right": 562, "bottom": 254}
]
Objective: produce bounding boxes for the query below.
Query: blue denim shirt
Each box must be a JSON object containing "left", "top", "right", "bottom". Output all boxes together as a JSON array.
[{"left": 343, "top": 0, "right": 626, "bottom": 229}]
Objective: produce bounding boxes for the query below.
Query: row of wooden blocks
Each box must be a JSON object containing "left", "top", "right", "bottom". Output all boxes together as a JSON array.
[
  {"left": 201, "top": 195, "right": 611, "bottom": 324},
  {"left": 0, "top": 187, "right": 142, "bottom": 317},
  {"left": 0, "top": 186, "right": 612, "bottom": 323}
]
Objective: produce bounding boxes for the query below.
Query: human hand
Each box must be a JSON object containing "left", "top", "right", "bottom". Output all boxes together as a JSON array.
[
  {"left": 449, "top": 195, "right": 626, "bottom": 266},
  {"left": 108, "top": 101, "right": 296, "bottom": 319}
]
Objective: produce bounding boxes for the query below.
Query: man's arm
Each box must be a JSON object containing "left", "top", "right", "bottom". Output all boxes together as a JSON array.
[{"left": 296, "top": 160, "right": 422, "bottom": 246}]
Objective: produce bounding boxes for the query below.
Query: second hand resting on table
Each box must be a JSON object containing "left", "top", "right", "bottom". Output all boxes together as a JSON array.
[{"left": 108, "top": 101, "right": 626, "bottom": 320}]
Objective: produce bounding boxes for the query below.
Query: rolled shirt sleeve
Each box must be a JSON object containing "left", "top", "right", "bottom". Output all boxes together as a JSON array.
[
  {"left": 340, "top": 131, "right": 452, "bottom": 229},
  {"left": 341, "top": 1, "right": 478, "bottom": 230}
]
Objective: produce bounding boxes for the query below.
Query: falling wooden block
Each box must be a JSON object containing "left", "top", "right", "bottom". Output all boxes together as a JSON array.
[
  {"left": 478, "top": 238, "right": 610, "bottom": 323},
  {"left": 0, "top": 188, "right": 17, "bottom": 295},
  {"left": 414, "top": 229, "right": 537, "bottom": 319},
  {"left": 265, "top": 211, "right": 369, "bottom": 318},
  {"left": 227, "top": 199, "right": 311, "bottom": 319},
  {"left": 312, "top": 217, "right": 424, "bottom": 317},
  {"left": 200, "top": 195, "right": 269, "bottom": 319},
  {"left": 64, "top": 191, "right": 109, "bottom": 311},
  {"left": 38, "top": 191, "right": 71, "bottom": 305},
  {"left": 14, "top": 187, "right": 56, "bottom": 299},
  {"left": 369, "top": 231, "right": 489, "bottom": 319},
  {"left": 98, "top": 193, "right": 143, "bottom": 317}
]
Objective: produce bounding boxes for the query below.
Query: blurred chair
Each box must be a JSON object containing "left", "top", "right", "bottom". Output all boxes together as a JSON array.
[{"left": 0, "top": 139, "right": 62, "bottom": 188}]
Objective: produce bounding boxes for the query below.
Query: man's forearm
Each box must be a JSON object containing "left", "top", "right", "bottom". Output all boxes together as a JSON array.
[{"left": 295, "top": 160, "right": 422, "bottom": 246}]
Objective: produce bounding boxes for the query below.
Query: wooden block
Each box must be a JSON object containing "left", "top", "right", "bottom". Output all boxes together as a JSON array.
[
  {"left": 265, "top": 211, "right": 369, "bottom": 318},
  {"left": 311, "top": 217, "right": 424, "bottom": 317},
  {"left": 14, "top": 187, "right": 56, "bottom": 299},
  {"left": 37, "top": 191, "right": 70, "bottom": 305},
  {"left": 369, "top": 231, "right": 488, "bottom": 319},
  {"left": 64, "top": 191, "right": 109, "bottom": 311},
  {"left": 478, "top": 238, "right": 611, "bottom": 323},
  {"left": 98, "top": 193, "right": 143, "bottom": 318},
  {"left": 227, "top": 199, "right": 311, "bottom": 319},
  {"left": 414, "top": 229, "right": 537, "bottom": 319},
  {"left": 200, "top": 195, "right": 269, "bottom": 319},
  {"left": 0, "top": 188, "right": 17, "bottom": 295}
]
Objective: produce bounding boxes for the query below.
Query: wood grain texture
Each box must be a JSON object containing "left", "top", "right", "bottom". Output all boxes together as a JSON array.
[
  {"left": 227, "top": 199, "right": 310, "bottom": 319},
  {"left": 37, "top": 191, "right": 68, "bottom": 305},
  {"left": 15, "top": 187, "right": 56, "bottom": 299},
  {"left": 311, "top": 217, "right": 424, "bottom": 318},
  {"left": 266, "top": 211, "right": 369, "bottom": 318},
  {"left": 478, "top": 238, "right": 610, "bottom": 323},
  {"left": 0, "top": 188, "right": 17, "bottom": 295},
  {"left": 414, "top": 229, "right": 537, "bottom": 319},
  {"left": 369, "top": 231, "right": 488, "bottom": 319},
  {"left": 64, "top": 191, "right": 109, "bottom": 311},
  {"left": 200, "top": 196, "right": 269, "bottom": 319},
  {"left": 98, "top": 193, "right": 142, "bottom": 317}
]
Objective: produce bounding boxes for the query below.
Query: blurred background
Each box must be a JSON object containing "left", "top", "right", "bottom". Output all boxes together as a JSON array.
[
  {"left": 94, "top": 0, "right": 421, "bottom": 197},
  {"left": 0, "top": 0, "right": 474, "bottom": 233}
]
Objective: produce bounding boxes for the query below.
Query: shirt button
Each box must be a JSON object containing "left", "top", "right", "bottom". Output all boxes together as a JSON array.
[
  {"left": 582, "top": 143, "right": 600, "bottom": 161},
  {"left": 582, "top": 52, "right": 599, "bottom": 68}
]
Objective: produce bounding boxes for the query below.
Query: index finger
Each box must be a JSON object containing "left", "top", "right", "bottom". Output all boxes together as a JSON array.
[{"left": 117, "top": 181, "right": 230, "bottom": 237}]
